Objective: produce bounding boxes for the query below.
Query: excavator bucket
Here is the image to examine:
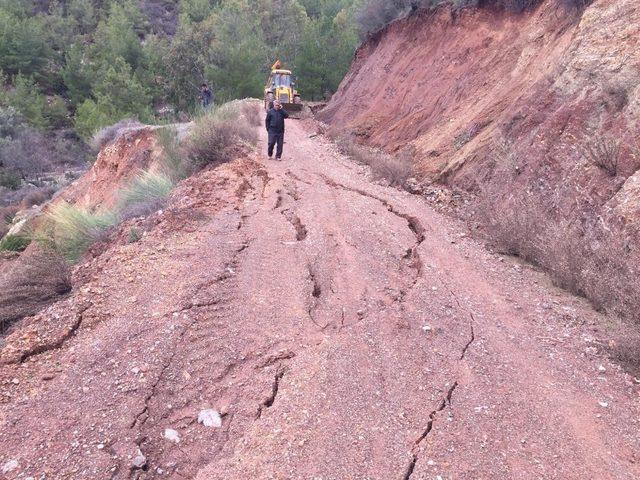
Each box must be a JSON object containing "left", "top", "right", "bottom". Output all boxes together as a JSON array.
[{"left": 282, "top": 102, "right": 304, "bottom": 119}]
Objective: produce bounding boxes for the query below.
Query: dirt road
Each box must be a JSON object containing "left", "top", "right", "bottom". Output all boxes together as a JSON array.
[{"left": 1, "top": 120, "right": 638, "bottom": 479}]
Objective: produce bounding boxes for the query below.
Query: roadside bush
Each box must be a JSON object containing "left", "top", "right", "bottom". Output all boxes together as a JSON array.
[
  {"left": 0, "top": 205, "right": 18, "bottom": 224},
  {"left": 0, "top": 205, "right": 19, "bottom": 238},
  {"left": 128, "top": 227, "right": 142, "bottom": 243},
  {"left": 186, "top": 100, "right": 259, "bottom": 169},
  {"left": 240, "top": 101, "right": 262, "bottom": 128},
  {"left": 45, "top": 201, "right": 116, "bottom": 262},
  {"left": 0, "top": 234, "right": 31, "bottom": 252},
  {"left": 334, "top": 134, "right": 413, "bottom": 188},
  {"left": 610, "top": 330, "right": 640, "bottom": 378},
  {"left": 156, "top": 127, "right": 189, "bottom": 181}
]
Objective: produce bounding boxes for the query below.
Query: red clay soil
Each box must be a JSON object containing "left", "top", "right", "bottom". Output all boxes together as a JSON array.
[
  {"left": 0, "top": 120, "right": 638, "bottom": 479},
  {"left": 319, "top": 0, "right": 640, "bottom": 321},
  {"left": 60, "top": 128, "right": 164, "bottom": 211}
]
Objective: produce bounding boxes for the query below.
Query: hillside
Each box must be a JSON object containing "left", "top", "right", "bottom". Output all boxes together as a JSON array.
[
  {"left": 1, "top": 115, "right": 638, "bottom": 479},
  {"left": 320, "top": 0, "right": 640, "bottom": 321},
  {"left": 1, "top": 0, "right": 640, "bottom": 478}
]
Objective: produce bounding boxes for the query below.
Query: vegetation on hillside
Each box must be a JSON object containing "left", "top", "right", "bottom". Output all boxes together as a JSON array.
[
  {"left": 0, "top": 0, "right": 364, "bottom": 204},
  {"left": 44, "top": 99, "right": 260, "bottom": 262},
  {"left": 0, "top": 0, "right": 360, "bottom": 137}
]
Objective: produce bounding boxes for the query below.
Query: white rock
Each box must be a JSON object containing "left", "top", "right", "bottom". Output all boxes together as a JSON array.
[
  {"left": 2, "top": 460, "right": 18, "bottom": 474},
  {"left": 598, "top": 401, "right": 609, "bottom": 408},
  {"left": 198, "top": 409, "right": 222, "bottom": 428},
  {"left": 132, "top": 449, "right": 146, "bottom": 469},
  {"left": 422, "top": 325, "right": 432, "bottom": 332},
  {"left": 164, "top": 428, "right": 180, "bottom": 443},
  {"left": 598, "top": 365, "right": 606, "bottom": 373}
]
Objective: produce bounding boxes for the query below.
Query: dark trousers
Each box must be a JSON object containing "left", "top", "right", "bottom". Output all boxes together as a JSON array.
[{"left": 268, "top": 131, "right": 284, "bottom": 158}]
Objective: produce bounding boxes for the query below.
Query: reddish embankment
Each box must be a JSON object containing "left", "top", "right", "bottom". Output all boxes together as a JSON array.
[
  {"left": 60, "top": 128, "right": 164, "bottom": 211},
  {"left": 320, "top": 0, "right": 640, "bottom": 321}
]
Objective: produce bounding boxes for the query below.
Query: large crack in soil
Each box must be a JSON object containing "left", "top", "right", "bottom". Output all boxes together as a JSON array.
[
  {"left": 130, "top": 235, "right": 252, "bottom": 473},
  {"left": 282, "top": 210, "right": 308, "bottom": 241},
  {"left": 256, "top": 367, "right": 286, "bottom": 419},
  {"left": 402, "top": 280, "right": 478, "bottom": 478},
  {"left": 306, "top": 263, "right": 326, "bottom": 331},
  {"left": 14, "top": 302, "right": 92, "bottom": 364},
  {"left": 318, "top": 174, "right": 427, "bottom": 306}
]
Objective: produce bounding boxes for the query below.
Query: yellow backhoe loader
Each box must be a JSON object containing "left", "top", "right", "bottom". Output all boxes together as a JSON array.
[{"left": 264, "top": 60, "right": 304, "bottom": 117}]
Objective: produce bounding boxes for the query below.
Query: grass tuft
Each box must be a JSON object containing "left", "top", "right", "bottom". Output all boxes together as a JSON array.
[
  {"left": 0, "top": 234, "right": 31, "bottom": 252},
  {"left": 117, "top": 170, "right": 174, "bottom": 220},
  {"left": 45, "top": 202, "right": 116, "bottom": 262}
]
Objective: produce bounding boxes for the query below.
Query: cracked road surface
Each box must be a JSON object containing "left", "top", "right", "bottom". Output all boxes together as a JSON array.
[{"left": 1, "top": 120, "right": 639, "bottom": 479}]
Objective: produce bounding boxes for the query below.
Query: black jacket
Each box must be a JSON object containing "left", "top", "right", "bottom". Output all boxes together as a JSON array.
[{"left": 265, "top": 108, "right": 289, "bottom": 133}]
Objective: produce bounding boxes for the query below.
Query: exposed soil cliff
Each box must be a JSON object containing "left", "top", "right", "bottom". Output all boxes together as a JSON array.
[
  {"left": 320, "top": 0, "right": 640, "bottom": 321},
  {"left": 60, "top": 128, "right": 165, "bottom": 211}
]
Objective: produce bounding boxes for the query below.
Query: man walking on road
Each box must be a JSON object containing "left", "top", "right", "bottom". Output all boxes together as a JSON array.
[{"left": 265, "top": 100, "right": 289, "bottom": 160}]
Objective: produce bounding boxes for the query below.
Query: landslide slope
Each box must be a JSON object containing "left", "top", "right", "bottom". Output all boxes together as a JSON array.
[
  {"left": 0, "top": 118, "right": 638, "bottom": 480},
  {"left": 320, "top": 0, "right": 640, "bottom": 321}
]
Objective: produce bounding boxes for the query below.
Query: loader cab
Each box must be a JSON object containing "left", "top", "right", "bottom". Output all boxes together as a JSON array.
[{"left": 272, "top": 73, "right": 292, "bottom": 88}]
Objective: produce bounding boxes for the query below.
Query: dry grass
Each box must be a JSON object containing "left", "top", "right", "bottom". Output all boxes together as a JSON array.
[
  {"left": 91, "top": 119, "right": 143, "bottom": 151},
  {"left": 240, "top": 100, "right": 263, "bottom": 127},
  {"left": 44, "top": 202, "right": 116, "bottom": 262},
  {"left": 609, "top": 330, "right": 640, "bottom": 378},
  {"left": 333, "top": 134, "right": 413, "bottom": 188},
  {"left": 0, "top": 244, "right": 71, "bottom": 333},
  {"left": 0, "top": 234, "right": 31, "bottom": 252},
  {"left": 117, "top": 171, "right": 174, "bottom": 220},
  {"left": 0, "top": 205, "right": 19, "bottom": 225},
  {"left": 186, "top": 100, "right": 260, "bottom": 170},
  {"left": 19, "top": 187, "right": 55, "bottom": 209},
  {"left": 476, "top": 137, "right": 640, "bottom": 323},
  {"left": 578, "top": 135, "right": 621, "bottom": 177}
]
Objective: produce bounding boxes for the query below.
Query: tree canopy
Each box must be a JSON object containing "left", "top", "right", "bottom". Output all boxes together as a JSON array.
[{"left": 0, "top": 0, "right": 363, "bottom": 140}]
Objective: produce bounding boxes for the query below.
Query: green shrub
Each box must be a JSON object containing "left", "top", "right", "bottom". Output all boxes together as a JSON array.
[
  {"left": 75, "top": 99, "right": 112, "bottom": 141},
  {"left": 45, "top": 201, "right": 116, "bottom": 262},
  {"left": 0, "top": 169, "right": 21, "bottom": 189},
  {"left": 6, "top": 74, "right": 48, "bottom": 129},
  {"left": 0, "top": 234, "right": 30, "bottom": 252},
  {"left": 43, "top": 95, "right": 71, "bottom": 129}
]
